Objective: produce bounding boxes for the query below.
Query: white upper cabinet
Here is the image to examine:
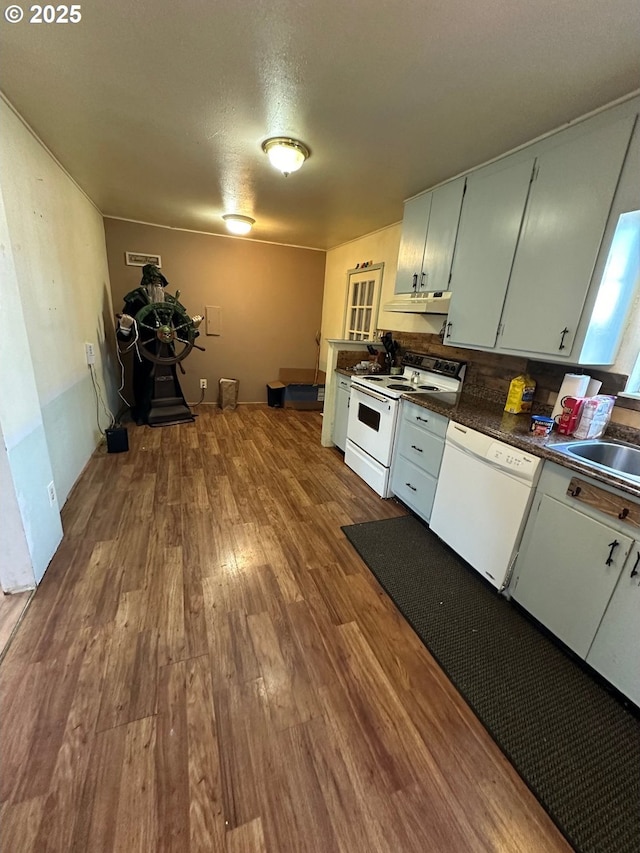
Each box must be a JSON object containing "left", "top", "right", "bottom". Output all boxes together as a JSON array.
[
  {"left": 498, "top": 113, "right": 637, "bottom": 358},
  {"left": 422, "top": 177, "right": 467, "bottom": 293},
  {"left": 446, "top": 157, "right": 535, "bottom": 348},
  {"left": 394, "top": 98, "right": 639, "bottom": 363},
  {"left": 395, "top": 177, "right": 465, "bottom": 294},
  {"left": 395, "top": 193, "right": 432, "bottom": 293}
]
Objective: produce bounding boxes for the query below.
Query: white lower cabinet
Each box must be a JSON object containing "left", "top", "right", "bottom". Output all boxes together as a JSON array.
[
  {"left": 511, "top": 495, "right": 632, "bottom": 658},
  {"left": 511, "top": 461, "right": 640, "bottom": 705},
  {"left": 390, "top": 402, "right": 447, "bottom": 522},
  {"left": 332, "top": 376, "right": 351, "bottom": 452},
  {"left": 586, "top": 543, "right": 640, "bottom": 706}
]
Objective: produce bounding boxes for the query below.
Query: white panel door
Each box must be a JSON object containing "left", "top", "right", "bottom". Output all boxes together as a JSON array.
[
  {"left": 447, "top": 158, "right": 535, "bottom": 348},
  {"left": 512, "top": 495, "right": 633, "bottom": 658},
  {"left": 395, "top": 193, "right": 431, "bottom": 293},
  {"left": 422, "top": 176, "right": 466, "bottom": 293},
  {"left": 499, "top": 114, "right": 636, "bottom": 356}
]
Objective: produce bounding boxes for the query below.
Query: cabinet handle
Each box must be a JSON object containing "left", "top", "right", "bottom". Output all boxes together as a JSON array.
[
  {"left": 411, "top": 444, "right": 423, "bottom": 453},
  {"left": 618, "top": 507, "right": 629, "bottom": 520},
  {"left": 445, "top": 322, "right": 452, "bottom": 339},
  {"left": 420, "top": 271, "right": 427, "bottom": 289},
  {"left": 605, "top": 540, "right": 619, "bottom": 566},
  {"left": 630, "top": 552, "right": 640, "bottom": 578},
  {"left": 416, "top": 416, "right": 429, "bottom": 423},
  {"left": 412, "top": 273, "right": 418, "bottom": 292},
  {"left": 406, "top": 483, "right": 417, "bottom": 491},
  {"left": 558, "top": 327, "right": 570, "bottom": 350},
  {"left": 568, "top": 484, "right": 582, "bottom": 497}
]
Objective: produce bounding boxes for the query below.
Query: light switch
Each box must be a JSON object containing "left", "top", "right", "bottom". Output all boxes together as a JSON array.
[{"left": 205, "top": 305, "right": 221, "bottom": 336}]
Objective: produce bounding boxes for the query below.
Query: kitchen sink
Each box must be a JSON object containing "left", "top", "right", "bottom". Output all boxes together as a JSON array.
[{"left": 550, "top": 438, "right": 640, "bottom": 484}]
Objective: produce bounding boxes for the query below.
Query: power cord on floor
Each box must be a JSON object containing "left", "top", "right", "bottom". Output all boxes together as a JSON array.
[{"left": 89, "top": 362, "right": 116, "bottom": 437}]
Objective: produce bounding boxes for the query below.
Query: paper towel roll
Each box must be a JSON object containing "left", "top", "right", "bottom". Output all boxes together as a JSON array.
[
  {"left": 551, "top": 373, "right": 591, "bottom": 419},
  {"left": 586, "top": 378, "right": 603, "bottom": 397}
]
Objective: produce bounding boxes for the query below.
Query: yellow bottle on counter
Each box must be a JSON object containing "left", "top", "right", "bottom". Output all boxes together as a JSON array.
[{"left": 504, "top": 374, "right": 536, "bottom": 414}]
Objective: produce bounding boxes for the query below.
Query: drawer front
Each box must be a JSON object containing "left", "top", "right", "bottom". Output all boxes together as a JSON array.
[
  {"left": 396, "top": 420, "right": 445, "bottom": 477},
  {"left": 402, "top": 402, "right": 448, "bottom": 439},
  {"left": 392, "top": 455, "right": 438, "bottom": 522}
]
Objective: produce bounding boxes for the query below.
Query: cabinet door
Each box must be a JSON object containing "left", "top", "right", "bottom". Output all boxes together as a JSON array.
[
  {"left": 446, "top": 158, "right": 534, "bottom": 348},
  {"left": 499, "top": 114, "right": 636, "bottom": 356},
  {"left": 391, "top": 455, "right": 438, "bottom": 522},
  {"left": 402, "top": 402, "right": 448, "bottom": 439},
  {"left": 397, "top": 421, "right": 444, "bottom": 477},
  {"left": 422, "top": 177, "right": 466, "bottom": 293},
  {"left": 586, "top": 543, "right": 640, "bottom": 706},
  {"left": 512, "top": 495, "right": 633, "bottom": 658},
  {"left": 333, "top": 385, "right": 350, "bottom": 452},
  {"left": 395, "top": 193, "right": 431, "bottom": 293}
]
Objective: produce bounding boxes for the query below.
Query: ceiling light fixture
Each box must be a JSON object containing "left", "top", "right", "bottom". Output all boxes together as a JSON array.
[
  {"left": 261, "top": 137, "right": 310, "bottom": 176},
  {"left": 222, "top": 214, "right": 255, "bottom": 236}
]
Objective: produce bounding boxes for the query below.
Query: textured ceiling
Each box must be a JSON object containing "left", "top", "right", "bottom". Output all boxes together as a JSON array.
[{"left": 1, "top": 0, "right": 639, "bottom": 249}]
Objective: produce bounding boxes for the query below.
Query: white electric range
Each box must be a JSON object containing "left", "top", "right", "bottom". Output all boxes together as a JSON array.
[{"left": 345, "top": 352, "right": 466, "bottom": 497}]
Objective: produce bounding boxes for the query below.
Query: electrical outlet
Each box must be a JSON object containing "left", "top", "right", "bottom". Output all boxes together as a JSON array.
[
  {"left": 85, "top": 342, "right": 96, "bottom": 365},
  {"left": 47, "top": 481, "right": 57, "bottom": 506},
  {"left": 200, "top": 378, "right": 207, "bottom": 389}
]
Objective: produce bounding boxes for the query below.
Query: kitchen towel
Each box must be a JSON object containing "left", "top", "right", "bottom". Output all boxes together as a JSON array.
[
  {"left": 551, "top": 373, "right": 591, "bottom": 419},
  {"left": 586, "top": 377, "right": 603, "bottom": 397}
]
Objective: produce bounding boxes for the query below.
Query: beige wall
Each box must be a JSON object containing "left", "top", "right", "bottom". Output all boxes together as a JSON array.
[
  {"left": 104, "top": 219, "right": 326, "bottom": 403},
  {"left": 320, "top": 222, "right": 450, "bottom": 370}
]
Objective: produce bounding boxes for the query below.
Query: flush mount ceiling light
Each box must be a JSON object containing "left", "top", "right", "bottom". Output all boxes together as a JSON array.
[
  {"left": 222, "top": 214, "right": 255, "bottom": 236},
  {"left": 261, "top": 137, "right": 310, "bottom": 176}
]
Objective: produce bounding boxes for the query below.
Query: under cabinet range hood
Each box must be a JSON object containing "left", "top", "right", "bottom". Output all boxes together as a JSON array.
[{"left": 383, "top": 291, "right": 451, "bottom": 314}]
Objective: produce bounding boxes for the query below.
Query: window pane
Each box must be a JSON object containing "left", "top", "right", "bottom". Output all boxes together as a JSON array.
[
  {"left": 581, "top": 210, "right": 640, "bottom": 364},
  {"left": 366, "top": 280, "right": 374, "bottom": 305},
  {"left": 364, "top": 308, "right": 372, "bottom": 334},
  {"left": 352, "top": 282, "right": 360, "bottom": 307}
]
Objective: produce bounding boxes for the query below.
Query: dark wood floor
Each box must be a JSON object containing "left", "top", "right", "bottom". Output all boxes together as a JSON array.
[
  {"left": 0, "top": 406, "right": 571, "bottom": 852},
  {"left": 0, "top": 590, "right": 31, "bottom": 658}
]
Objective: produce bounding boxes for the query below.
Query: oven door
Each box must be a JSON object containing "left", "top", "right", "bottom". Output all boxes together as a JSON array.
[{"left": 347, "top": 384, "right": 398, "bottom": 466}]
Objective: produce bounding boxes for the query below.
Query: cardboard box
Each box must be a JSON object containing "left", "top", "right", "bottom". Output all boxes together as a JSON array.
[{"left": 272, "top": 368, "right": 326, "bottom": 410}]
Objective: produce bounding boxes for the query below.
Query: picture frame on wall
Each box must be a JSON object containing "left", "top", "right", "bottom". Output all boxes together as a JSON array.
[{"left": 125, "top": 251, "right": 162, "bottom": 267}]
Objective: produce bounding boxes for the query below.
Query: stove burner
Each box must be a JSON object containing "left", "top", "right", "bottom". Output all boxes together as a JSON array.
[
  {"left": 366, "top": 376, "right": 384, "bottom": 381},
  {"left": 417, "top": 384, "right": 440, "bottom": 391},
  {"left": 387, "top": 383, "right": 413, "bottom": 391}
]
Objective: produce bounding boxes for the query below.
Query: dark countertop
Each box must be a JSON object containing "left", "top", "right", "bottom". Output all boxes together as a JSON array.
[
  {"left": 405, "top": 391, "right": 640, "bottom": 499},
  {"left": 336, "top": 368, "right": 640, "bottom": 499}
]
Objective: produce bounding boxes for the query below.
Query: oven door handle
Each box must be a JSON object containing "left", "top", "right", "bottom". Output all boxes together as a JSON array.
[{"left": 352, "top": 385, "right": 392, "bottom": 405}]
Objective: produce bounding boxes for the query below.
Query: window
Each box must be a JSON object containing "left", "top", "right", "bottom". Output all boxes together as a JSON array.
[
  {"left": 622, "top": 350, "right": 640, "bottom": 398},
  {"left": 581, "top": 210, "right": 640, "bottom": 366},
  {"left": 343, "top": 264, "right": 383, "bottom": 341}
]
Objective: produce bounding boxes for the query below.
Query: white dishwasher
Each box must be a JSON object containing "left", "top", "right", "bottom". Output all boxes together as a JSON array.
[{"left": 430, "top": 421, "right": 542, "bottom": 590}]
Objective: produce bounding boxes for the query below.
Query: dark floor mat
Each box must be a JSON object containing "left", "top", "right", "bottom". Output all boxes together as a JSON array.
[{"left": 342, "top": 514, "right": 640, "bottom": 853}]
